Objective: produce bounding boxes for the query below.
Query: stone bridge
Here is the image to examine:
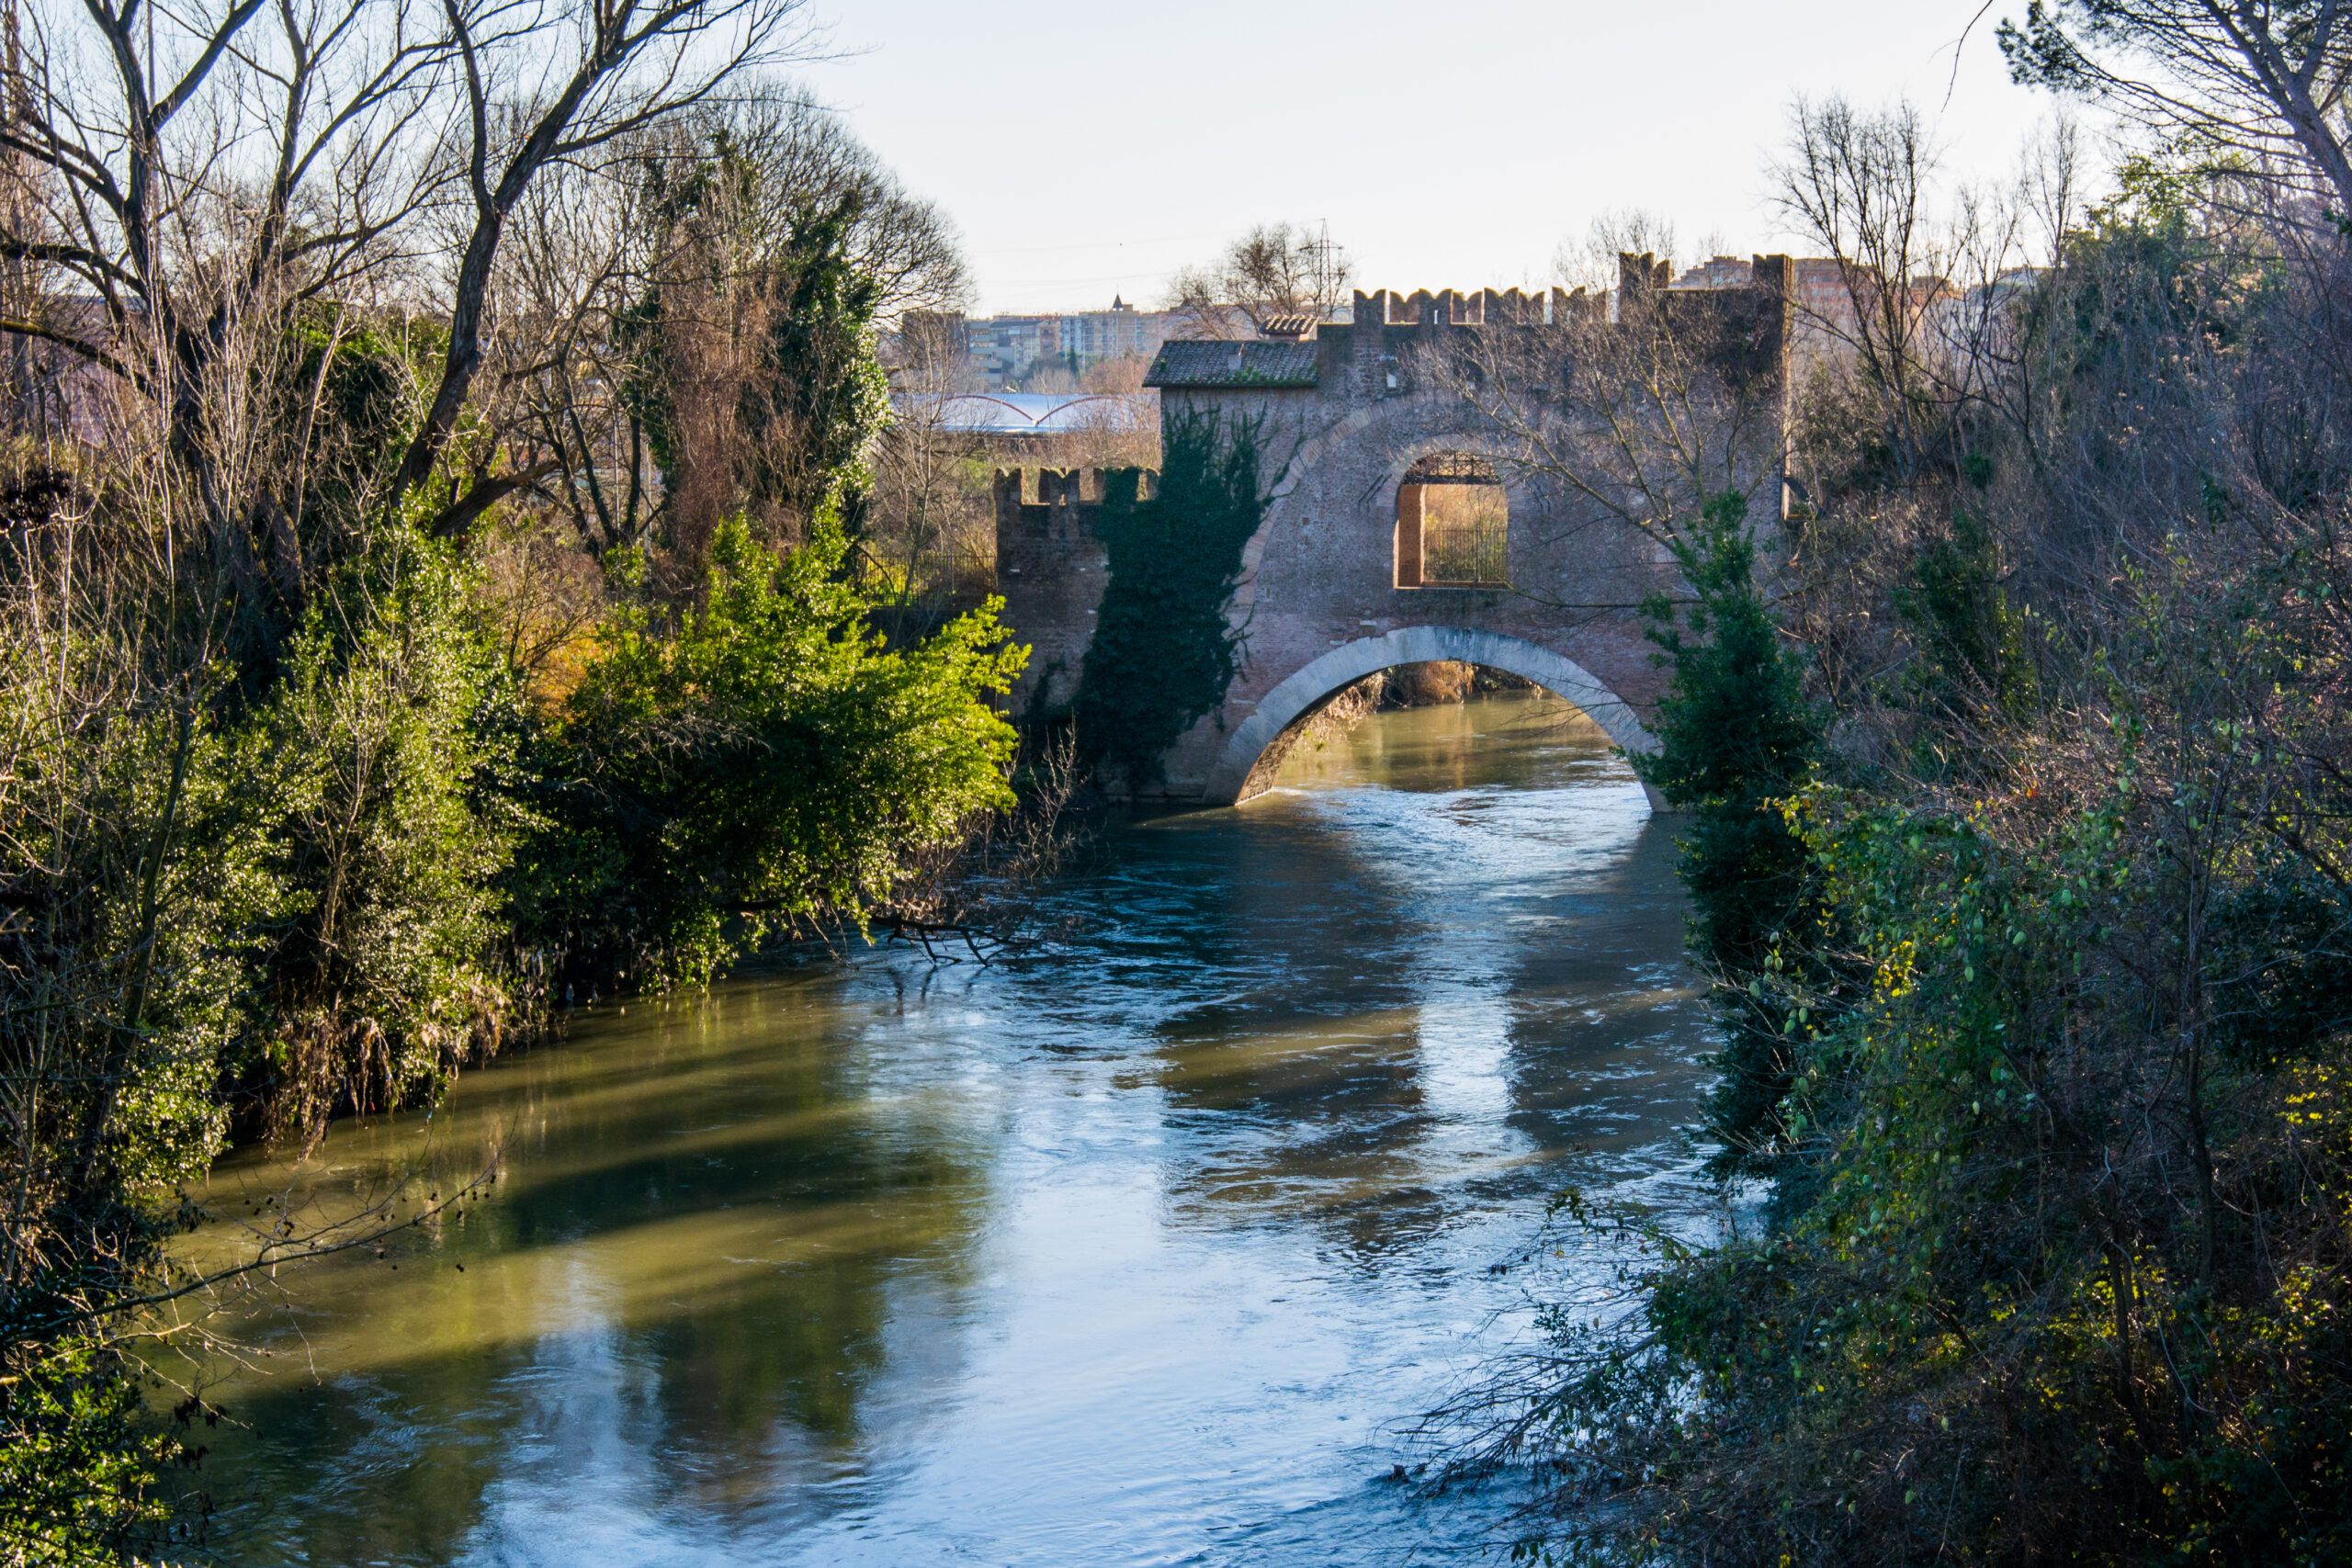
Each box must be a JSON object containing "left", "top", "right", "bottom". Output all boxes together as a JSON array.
[{"left": 992, "top": 258, "right": 1793, "bottom": 807}]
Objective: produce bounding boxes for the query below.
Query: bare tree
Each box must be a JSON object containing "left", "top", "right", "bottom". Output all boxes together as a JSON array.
[
  {"left": 1771, "top": 97, "right": 1951, "bottom": 455},
  {"left": 1767, "top": 95, "right": 2092, "bottom": 500},
  {"left": 1165, "top": 220, "right": 1350, "bottom": 335},
  {"left": 1439, "top": 262, "right": 1792, "bottom": 584},
  {"left": 0, "top": 0, "right": 820, "bottom": 568},
  {"left": 869, "top": 308, "right": 989, "bottom": 606},
  {"left": 493, "top": 83, "right": 970, "bottom": 563},
  {"left": 717, "top": 89, "right": 968, "bottom": 321},
  {"left": 1553, "top": 207, "right": 1681, "bottom": 293},
  {"left": 394, "top": 0, "right": 816, "bottom": 526}
]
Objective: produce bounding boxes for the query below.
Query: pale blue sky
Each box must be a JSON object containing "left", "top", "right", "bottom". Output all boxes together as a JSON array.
[{"left": 804, "top": 1, "right": 2081, "bottom": 315}]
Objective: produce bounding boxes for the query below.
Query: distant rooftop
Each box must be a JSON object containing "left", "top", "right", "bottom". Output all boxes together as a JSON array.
[{"left": 1143, "top": 340, "right": 1320, "bottom": 389}]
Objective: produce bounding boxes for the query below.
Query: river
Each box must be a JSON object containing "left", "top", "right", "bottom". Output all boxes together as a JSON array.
[{"left": 165, "top": 690, "right": 1714, "bottom": 1566}]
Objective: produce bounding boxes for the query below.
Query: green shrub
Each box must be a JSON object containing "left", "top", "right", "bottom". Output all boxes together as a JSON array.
[
  {"left": 234, "top": 546, "right": 521, "bottom": 1143},
  {"left": 0, "top": 1337, "right": 182, "bottom": 1564},
  {"left": 1633, "top": 491, "right": 1826, "bottom": 1179},
  {"left": 519, "top": 515, "right": 1024, "bottom": 987}
]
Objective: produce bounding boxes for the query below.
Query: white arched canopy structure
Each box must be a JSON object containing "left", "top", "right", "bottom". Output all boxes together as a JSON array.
[{"left": 1204, "top": 626, "right": 1661, "bottom": 807}]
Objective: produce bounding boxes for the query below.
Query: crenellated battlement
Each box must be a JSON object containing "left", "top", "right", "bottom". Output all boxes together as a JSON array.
[
  {"left": 1351, "top": 286, "right": 1596, "bottom": 327},
  {"left": 1350, "top": 254, "right": 1795, "bottom": 330},
  {"left": 1153, "top": 256, "right": 1795, "bottom": 397},
  {"left": 991, "top": 467, "right": 1158, "bottom": 537},
  {"left": 1026, "top": 257, "right": 1798, "bottom": 801}
]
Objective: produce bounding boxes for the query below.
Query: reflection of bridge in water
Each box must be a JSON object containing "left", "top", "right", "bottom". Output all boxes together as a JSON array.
[{"left": 993, "top": 263, "right": 1796, "bottom": 806}]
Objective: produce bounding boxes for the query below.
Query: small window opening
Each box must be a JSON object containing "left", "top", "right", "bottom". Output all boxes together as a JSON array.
[{"left": 1396, "top": 453, "right": 1508, "bottom": 588}]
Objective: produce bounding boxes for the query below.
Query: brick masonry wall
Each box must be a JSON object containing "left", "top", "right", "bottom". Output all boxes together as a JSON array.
[{"left": 992, "top": 468, "right": 1113, "bottom": 716}]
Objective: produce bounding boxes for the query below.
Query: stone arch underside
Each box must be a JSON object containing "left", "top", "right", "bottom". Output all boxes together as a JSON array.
[{"left": 1203, "top": 626, "right": 1660, "bottom": 807}]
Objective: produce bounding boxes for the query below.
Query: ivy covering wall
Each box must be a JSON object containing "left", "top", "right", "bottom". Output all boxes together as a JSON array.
[{"left": 1072, "top": 410, "right": 1271, "bottom": 787}]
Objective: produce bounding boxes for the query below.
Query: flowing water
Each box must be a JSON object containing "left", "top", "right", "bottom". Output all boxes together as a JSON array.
[{"left": 165, "top": 691, "right": 1715, "bottom": 1566}]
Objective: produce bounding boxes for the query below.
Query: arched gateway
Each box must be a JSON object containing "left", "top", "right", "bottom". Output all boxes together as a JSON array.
[
  {"left": 989, "top": 263, "right": 1794, "bottom": 808},
  {"left": 1203, "top": 626, "right": 1655, "bottom": 806}
]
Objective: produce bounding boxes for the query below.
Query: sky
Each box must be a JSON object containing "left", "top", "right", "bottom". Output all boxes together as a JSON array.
[{"left": 803, "top": 0, "right": 2086, "bottom": 317}]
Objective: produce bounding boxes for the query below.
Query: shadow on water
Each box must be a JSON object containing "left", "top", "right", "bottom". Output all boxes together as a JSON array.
[{"left": 160, "top": 691, "right": 1713, "bottom": 1568}]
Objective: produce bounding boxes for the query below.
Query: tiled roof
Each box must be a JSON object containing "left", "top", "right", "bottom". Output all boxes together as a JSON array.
[{"left": 1144, "top": 339, "right": 1321, "bottom": 389}]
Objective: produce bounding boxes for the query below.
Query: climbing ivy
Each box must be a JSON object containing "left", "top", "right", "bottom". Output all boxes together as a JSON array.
[{"left": 1072, "top": 410, "right": 1272, "bottom": 788}]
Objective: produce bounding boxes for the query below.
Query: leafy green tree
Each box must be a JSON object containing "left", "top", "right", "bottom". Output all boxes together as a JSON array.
[
  {"left": 622, "top": 132, "right": 895, "bottom": 558},
  {"left": 0, "top": 25, "right": 983, "bottom": 1555},
  {"left": 740, "top": 198, "right": 893, "bottom": 534},
  {"left": 520, "top": 515, "right": 1025, "bottom": 987},
  {"left": 233, "top": 547, "right": 523, "bottom": 1144},
  {"left": 0, "top": 1338, "right": 183, "bottom": 1564},
  {"left": 1999, "top": 2, "right": 2352, "bottom": 215},
  {"left": 0, "top": 484, "right": 285, "bottom": 1562},
  {"left": 1495, "top": 153, "right": 2352, "bottom": 1568},
  {"left": 1634, "top": 491, "right": 1826, "bottom": 1179},
  {"left": 1894, "top": 501, "right": 2040, "bottom": 768}
]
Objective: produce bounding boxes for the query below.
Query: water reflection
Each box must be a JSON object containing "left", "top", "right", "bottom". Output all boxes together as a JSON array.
[{"left": 164, "top": 691, "right": 1711, "bottom": 1567}]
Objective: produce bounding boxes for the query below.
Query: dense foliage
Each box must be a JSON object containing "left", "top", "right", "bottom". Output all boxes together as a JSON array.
[
  {"left": 1497, "top": 125, "right": 2352, "bottom": 1568},
  {"left": 1071, "top": 410, "right": 1270, "bottom": 787},
  {"left": 518, "top": 516, "right": 1021, "bottom": 988},
  {"left": 621, "top": 131, "right": 896, "bottom": 558},
  {"left": 1633, "top": 491, "right": 1826, "bottom": 1180},
  {"left": 0, "top": 51, "right": 1021, "bottom": 1558}
]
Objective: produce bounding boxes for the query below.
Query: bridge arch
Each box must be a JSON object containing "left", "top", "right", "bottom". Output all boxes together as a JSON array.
[{"left": 1203, "top": 626, "right": 1661, "bottom": 807}]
